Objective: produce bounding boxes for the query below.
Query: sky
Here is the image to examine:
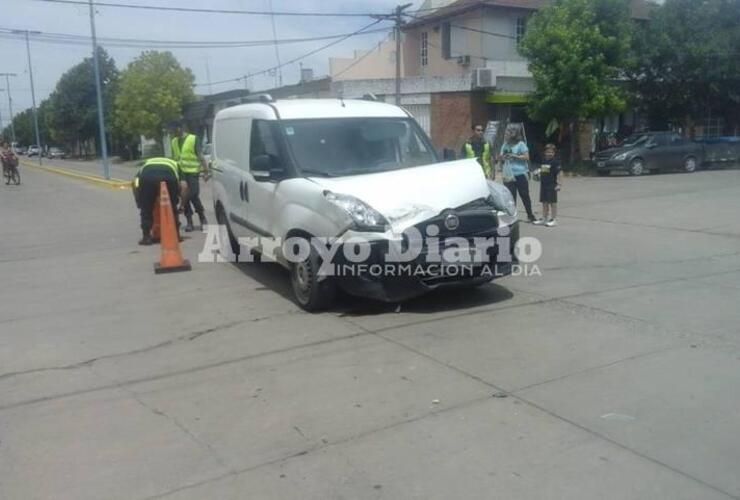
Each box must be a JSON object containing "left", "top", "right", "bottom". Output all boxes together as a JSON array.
[{"left": 0, "top": 0, "right": 425, "bottom": 123}]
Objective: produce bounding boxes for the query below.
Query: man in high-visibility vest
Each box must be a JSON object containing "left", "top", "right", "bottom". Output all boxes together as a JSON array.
[
  {"left": 132, "top": 157, "right": 183, "bottom": 246},
  {"left": 461, "top": 124, "right": 493, "bottom": 178},
  {"left": 169, "top": 120, "right": 209, "bottom": 232}
]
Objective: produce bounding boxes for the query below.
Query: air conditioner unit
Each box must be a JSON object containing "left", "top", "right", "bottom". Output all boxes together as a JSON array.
[
  {"left": 457, "top": 55, "right": 471, "bottom": 66},
  {"left": 473, "top": 68, "right": 495, "bottom": 88}
]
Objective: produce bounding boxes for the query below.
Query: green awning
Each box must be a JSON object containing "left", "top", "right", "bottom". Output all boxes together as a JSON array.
[{"left": 486, "top": 92, "right": 530, "bottom": 104}]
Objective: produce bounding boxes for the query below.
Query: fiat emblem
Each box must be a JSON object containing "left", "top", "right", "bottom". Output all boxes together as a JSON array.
[{"left": 444, "top": 213, "right": 460, "bottom": 231}]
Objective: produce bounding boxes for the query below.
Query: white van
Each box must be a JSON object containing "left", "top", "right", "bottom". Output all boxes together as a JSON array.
[{"left": 211, "top": 96, "right": 519, "bottom": 311}]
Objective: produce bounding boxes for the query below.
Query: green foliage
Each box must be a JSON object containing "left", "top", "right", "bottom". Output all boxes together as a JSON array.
[
  {"left": 4, "top": 101, "right": 52, "bottom": 147},
  {"left": 114, "top": 51, "right": 195, "bottom": 142},
  {"left": 45, "top": 47, "right": 118, "bottom": 148},
  {"left": 627, "top": 0, "right": 740, "bottom": 130},
  {"left": 519, "top": 0, "right": 633, "bottom": 124}
]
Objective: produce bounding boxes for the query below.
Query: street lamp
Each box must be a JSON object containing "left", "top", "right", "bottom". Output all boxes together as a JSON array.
[
  {"left": 12, "top": 30, "right": 42, "bottom": 165},
  {"left": 0, "top": 89, "right": 4, "bottom": 140},
  {"left": 88, "top": 0, "right": 110, "bottom": 179},
  {"left": 0, "top": 73, "right": 17, "bottom": 144}
]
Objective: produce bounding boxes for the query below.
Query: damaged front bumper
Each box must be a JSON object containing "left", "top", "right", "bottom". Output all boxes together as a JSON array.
[{"left": 330, "top": 220, "right": 520, "bottom": 303}]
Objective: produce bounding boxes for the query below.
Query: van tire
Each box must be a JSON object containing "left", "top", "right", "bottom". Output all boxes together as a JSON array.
[
  {"left": 215, "top": 205, "right": 240, "bottom": 258},
  {"left": 290, "top": 239, "right": 336, "bottom": 311}
]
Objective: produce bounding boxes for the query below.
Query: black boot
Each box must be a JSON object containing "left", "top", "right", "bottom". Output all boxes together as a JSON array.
[
  {"left": 198, "top": 213, "right": 208, "bottom": 231},
  {"left": 185, "top": 215, "right": 194, "bottom": 232},
  {"left": 138, "top": 232, "right": 153, "bottom": 246}
]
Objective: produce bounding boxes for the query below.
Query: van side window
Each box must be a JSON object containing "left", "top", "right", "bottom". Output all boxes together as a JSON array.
[{"left": 250, "top": 120, "right": 281, "bottom": 169}]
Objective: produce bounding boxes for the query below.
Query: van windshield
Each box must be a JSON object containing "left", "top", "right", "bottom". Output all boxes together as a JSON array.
[{"left": 281, "top": 118, "right": 437, "bottom": 177}]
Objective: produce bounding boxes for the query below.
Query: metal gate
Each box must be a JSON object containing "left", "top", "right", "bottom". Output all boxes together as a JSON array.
[{"left": 403, "top": 104, "right": 431, "bottom": 136}]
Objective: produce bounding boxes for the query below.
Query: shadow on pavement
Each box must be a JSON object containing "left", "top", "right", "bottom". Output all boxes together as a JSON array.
[
  {"left": 231, "top": 258, "right": 515, "bottom": 317},
  {"left": 335, "top": 282, "right": 515, "bottom": 317}
]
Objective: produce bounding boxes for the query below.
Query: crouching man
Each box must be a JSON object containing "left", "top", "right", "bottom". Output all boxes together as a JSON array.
[{"left": 132, "top": 157, "right": 185, "bottom": 245}]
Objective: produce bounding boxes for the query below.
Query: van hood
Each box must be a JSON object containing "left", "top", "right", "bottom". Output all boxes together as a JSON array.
[{"left": 308, "top": 159, "right": 490, "bottom": 231}]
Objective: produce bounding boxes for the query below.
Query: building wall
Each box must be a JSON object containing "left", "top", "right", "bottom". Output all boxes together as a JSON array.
[
  {"left": 481, "top": 7, "right": 528, "bottom": 62},
  {"left": 404, "top": 10, "right": 484, "bottom": 78},
  {"left": 330, "top": 35, "right": 398, "bottom": 81},
  {"left": 430, "top": 91, "right": 488, "bottom": 151}
]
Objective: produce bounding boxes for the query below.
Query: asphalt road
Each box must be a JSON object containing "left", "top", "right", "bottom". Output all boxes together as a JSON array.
[{"left": 1, "top": 163, "right": 740, "bottom": 500}]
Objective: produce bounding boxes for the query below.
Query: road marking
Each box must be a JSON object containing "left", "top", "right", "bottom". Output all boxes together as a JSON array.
[{"left": 19, "top": 159, "right": 130, "bottom": 189}]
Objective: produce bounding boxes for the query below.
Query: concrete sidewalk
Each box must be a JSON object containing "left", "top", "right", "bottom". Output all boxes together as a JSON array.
[{"left": 1, "top": 166, "right": 739, "bottom": 500}]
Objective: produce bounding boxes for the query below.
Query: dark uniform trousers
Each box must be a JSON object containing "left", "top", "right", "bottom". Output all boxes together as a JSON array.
[
  {"left": 182, "top": 172, "right": 205, "bottom": 219},
  {"left": 139, "top": 165, "right": 180, "bottom": 235}
]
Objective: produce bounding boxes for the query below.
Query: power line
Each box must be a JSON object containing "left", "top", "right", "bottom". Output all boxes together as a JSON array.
[
  {"left": 0, "top": 26, "right": 391, "bottom": 49},
  {"left": 408, "top": 29, "right": 489, "bottom": 63},
  {"left": 402, "top": 12, "right": 517, "bottom": 40},
  {"left": 333, "top": 33, "right": 394, "bottom": 79},
  {"left": 36, "top": 0, "right": 382, "bottom": 17},
  {"left": 196, "top": 20, "right": 389, "bottom": 87},
  {"left": 449, "top": 24, "right": 517, "bottom": 41}
]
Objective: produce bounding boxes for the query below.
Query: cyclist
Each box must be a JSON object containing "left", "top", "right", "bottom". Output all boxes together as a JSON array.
[{"left": 1, "top": 142, "right": 20, "bottom": 185}]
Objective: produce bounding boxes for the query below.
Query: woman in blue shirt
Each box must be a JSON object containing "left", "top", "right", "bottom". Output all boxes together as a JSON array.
[{"left": 499, "top": 125, "right": 536, "bottom": 222}]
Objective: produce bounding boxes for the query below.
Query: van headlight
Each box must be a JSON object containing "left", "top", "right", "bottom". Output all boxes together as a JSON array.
[
  {"left": 324, "top": 191, "right": 388, "bottom": 232},
  {"left": 487, "top": 181, "right": 517, "bottom": 223}
]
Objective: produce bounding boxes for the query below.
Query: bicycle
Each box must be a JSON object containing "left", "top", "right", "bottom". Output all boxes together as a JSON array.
[{"left": 3, "top": 162, "right": 20, "bottom": 185}]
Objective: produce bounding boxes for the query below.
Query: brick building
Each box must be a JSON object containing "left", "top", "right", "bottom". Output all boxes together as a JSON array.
[{"left": 331, "top": 0, "right": 651, "bottom": 159}]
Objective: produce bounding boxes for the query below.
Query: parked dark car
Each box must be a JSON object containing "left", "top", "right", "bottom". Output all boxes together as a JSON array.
[
  {"left": 594, "top": 132, "right": 703, "bottom": 176},
  {"left": 48, "top": 147, "right": 67, "bottom": 159}
]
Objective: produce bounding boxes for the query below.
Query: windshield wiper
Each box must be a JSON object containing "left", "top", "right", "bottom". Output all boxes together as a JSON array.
[{"left": 300, "top": 168, "right": 335, "bottom": 177}]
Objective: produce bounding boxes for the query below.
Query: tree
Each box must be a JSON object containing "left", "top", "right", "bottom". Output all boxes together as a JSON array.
[
  {"left": 519, "top": 0, "right": 633, "bottom": 162},
  {"left": 627, "top": 0, "right": 740, "bottom": 134},
  {"left": 114, "top": 51, "right": 195, "bottom": 146},
  {"left": 45, "top": 47, "right": 118, "bottom": 155},
  {"left": 6, "top": 101, "right": 52, "bottom": 147}
]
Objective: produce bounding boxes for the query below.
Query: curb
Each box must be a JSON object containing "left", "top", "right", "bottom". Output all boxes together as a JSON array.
[{"left": 19, "top": 160, "right": 130, "bottom": 189}]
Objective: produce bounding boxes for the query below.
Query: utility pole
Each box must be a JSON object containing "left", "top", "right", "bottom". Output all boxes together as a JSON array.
[
  {"left": 0, "top": 74, "right": 17, "bottom": 144},
  {"left": 267, "top": 0, "right": 283, "bottom": 88},
  {"left": 374, "top": 4, "right": 412, "bottom": 106},
  {"left": 89, "top": 0, "right": 110, "bottom": 179},
  {"left": 13, "top": 30, "right": 42, "bottom": 165},
  {"left": 205, "top": 55, "right": 213, "bottom": 95}
]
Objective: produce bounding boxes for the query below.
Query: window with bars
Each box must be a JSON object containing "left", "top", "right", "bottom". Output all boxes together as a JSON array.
[
  {"left": 421, "top": 31, "right": 429, "bottom": 66},
  {"left": 516, "top": 17, "right": 527, "bottom": 45}
]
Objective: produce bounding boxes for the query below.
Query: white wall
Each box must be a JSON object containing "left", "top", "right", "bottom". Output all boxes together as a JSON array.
[{"left": 481, "top": 10, "right": 527, "bottom": 62}]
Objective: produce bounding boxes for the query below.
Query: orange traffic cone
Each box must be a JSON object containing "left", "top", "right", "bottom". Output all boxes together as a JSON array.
[
  {"left": 150, "top": 201, "right": 161, "bottom": 242},
  {"left": 154, "top": 181, "right": 191, "bottom": 274}
]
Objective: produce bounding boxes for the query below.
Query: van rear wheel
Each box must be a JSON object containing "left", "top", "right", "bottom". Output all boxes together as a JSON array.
[
  {"left": 215, "top": 206, "right": 240, "bottom": 258},
  {"left": 290, "top": 240, "right": 336, "bottom": 312}
]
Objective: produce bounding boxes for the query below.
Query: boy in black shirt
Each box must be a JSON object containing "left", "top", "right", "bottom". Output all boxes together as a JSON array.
[{"left": 533, "top": 144, "right": 562, "bottom": 227}]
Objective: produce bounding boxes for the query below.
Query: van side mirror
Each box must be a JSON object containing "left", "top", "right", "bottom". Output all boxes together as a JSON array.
[
  {"left": 251, "top": 154, "right": 284, "bottom": 182},
  {"left": 442, "top": 148, "right": 457, "bottom": 161}
]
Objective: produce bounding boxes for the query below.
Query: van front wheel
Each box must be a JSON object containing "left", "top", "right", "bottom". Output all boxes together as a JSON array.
[{"left": 290, "top": 240, "right": 336, "bottom": 311}]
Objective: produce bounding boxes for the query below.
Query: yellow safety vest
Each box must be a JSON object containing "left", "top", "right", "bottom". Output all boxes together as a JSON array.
[
  {"left": 133, "top": 157, "right": 180, "bottom": 189},
  {"left": 464, "top": 141, "right": 492, "bottom": 176},
  {"left": 171, "top": 134, "right": 201, "bottom": 174}
]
